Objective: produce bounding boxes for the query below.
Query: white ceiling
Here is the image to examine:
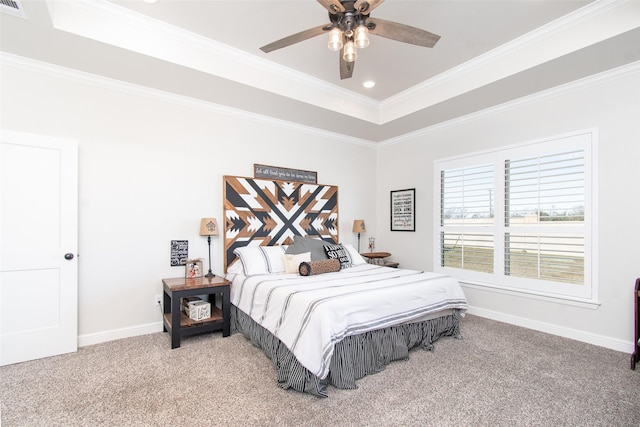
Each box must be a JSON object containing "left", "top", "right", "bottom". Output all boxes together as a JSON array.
[{"left": 1, "top": 0, "right": 639, "bottom": 142}]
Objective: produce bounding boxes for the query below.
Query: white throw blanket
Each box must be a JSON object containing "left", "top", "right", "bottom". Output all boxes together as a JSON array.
[{"left": 229, "top": 264, "right": 467, "bottom": 379}]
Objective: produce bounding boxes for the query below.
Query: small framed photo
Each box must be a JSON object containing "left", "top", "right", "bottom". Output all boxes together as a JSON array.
[
  {"left": 390, "top": 188, "right": 415, "bottom": 232},
  {"left": 185, "top": 259, "right": 203, "bottom": 278}
]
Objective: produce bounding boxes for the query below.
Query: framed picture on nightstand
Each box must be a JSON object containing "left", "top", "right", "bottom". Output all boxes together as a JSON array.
[{"left": 185, "top": 259, "right": 203, "bottom": 278}]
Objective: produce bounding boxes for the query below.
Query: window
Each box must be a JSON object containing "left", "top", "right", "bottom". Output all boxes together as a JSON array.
[
  {"left": 434, "top": 130, "right": 596, "bottom": 302},
  {"left": 440, "top": 164, "right": 494, "bottom": 274}
]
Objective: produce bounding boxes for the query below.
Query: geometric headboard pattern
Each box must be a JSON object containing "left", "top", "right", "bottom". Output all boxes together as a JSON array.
[{"left": 223, "top": 176, "right": 339, "bottom": 271}]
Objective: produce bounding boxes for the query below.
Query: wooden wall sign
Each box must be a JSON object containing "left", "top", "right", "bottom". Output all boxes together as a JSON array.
[{"left": 254, "top": 164, "right": 317, "bottom": 184}]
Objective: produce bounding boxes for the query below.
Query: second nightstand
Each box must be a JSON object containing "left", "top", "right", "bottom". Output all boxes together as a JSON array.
[{"left": 361, "top": 252, "right": 399, "bottom": 268}]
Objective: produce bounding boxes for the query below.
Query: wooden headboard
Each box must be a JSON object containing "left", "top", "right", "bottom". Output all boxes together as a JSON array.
[{"left": 223, "top": 175, "right": 339, "bottom": 271}]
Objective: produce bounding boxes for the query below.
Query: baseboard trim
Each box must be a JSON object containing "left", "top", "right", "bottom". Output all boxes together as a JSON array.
[
  {"left": 466, "top": 306, "right": 634, "bottom": 354},
  {"left": 78, "top": 322, "right": 164, "bottom": 348},
  {"left": 78, "top": 309, "right": 634, "bottom": 355}
]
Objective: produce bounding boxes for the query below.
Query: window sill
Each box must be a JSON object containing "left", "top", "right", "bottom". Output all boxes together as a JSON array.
[{"left": 459, "top": 280, "right": 601, "bottom": 310}]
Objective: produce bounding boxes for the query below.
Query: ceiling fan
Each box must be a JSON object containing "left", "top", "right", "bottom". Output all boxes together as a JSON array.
[{"left": 260, "top": 0, "right": 441, "bottom": 80}]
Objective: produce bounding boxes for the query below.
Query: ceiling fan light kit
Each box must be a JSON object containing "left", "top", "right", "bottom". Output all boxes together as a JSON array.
[
  {"left": 330, "top": 25, "right": 369, "bottom": 62},
  {"left": 343, "top": 39, "right": 357, "bottom": 63},
  {"left": 260, "top": 0, "right": 441, "bottom": 79},
  {"left": 354, "top": 25, "right": 370, "bottom": 49},
  {"left": 328, "top": 27, "right": 343, "bottom": 51}
]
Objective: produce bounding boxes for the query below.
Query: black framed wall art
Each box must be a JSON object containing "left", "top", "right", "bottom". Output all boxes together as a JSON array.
[{"left": 390, "top": 188, "right": 415, "bottom": 231}]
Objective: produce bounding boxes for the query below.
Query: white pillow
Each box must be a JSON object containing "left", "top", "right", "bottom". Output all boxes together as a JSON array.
[
  {"left": 226, "top": 260, "right": 243, "bottom": 274},
  {"left": 233, "top": 245, "right": 287, "bottom": 275},
  {"left": 343, "top": 243, "right": 367, "bottom": 266},
  {"left": 260, "top": 246, "right": 286, "bottom": 273},
  {"left": 282, "top": 252, "right": 311, "bottom": 274}
]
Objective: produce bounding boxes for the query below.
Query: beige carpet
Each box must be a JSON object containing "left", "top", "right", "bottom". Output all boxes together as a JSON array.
[{"left": 1, "top": 315, "right": 638, "bottom": 426}]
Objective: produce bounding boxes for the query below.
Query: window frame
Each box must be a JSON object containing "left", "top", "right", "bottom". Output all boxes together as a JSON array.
[{"left": 433, "top": 129, "right": 598, "bottom": 304}]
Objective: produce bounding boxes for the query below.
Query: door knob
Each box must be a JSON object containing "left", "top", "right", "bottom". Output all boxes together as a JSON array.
[{"left": 64, "top": 253, "right": 75, "bottom": 260}]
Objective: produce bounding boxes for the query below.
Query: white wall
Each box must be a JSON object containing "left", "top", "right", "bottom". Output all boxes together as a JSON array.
[
  {"left": 0, "top": 57, "right": 377, "bottom": 344},
  {"left": 376, "top": 64, "right": 640, "bottom": 352},
  {"left": 3, "top": 54, "right": 639, "bottom": 354}
]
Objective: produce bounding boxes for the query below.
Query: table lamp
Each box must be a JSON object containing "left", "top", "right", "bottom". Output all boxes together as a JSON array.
[
  {"left": 199, "top": 218, "right": 219, "bottom": 278},
  {"left": 352, "top": 219, "right": 366, "bottom": 253}
]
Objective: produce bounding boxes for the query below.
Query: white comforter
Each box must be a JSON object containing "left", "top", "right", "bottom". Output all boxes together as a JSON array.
[{"left": 229, "top": 264, "right": 467, "bottom": 379}]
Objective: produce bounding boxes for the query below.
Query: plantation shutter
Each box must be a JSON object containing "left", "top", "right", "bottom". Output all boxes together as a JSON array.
[
  {"left": 504, "top": 149, "right": 585, "bottom": 285},
  {"left": 435, "top": 130, "right": 594, "bottom": 300},
  {"left": 440, "top": 164, "right": 494, "bottom": 273}
]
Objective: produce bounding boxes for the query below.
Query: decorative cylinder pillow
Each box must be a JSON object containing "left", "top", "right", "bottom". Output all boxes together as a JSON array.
[{"left": 298, "top": 258, "right": 341, "bottom": 276}]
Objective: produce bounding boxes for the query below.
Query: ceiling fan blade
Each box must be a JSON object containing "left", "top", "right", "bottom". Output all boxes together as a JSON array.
[
  {"left": 260, "top": 25, "right": 328, "bottom": 53},
  {"left": 260, "top": 25, "right": 327, "bottom": 53},
  {"left": 354, "top": 0, "right": 385, "bottom": 14},
  {"left": 317, "top": 0, "right": 345, "bottom": 14},
  {"left": 339, "top": 51, "right": 354, "bottom": 80},
  {"left": 368, "top": 18, "right": 440, "bottom": 48}
]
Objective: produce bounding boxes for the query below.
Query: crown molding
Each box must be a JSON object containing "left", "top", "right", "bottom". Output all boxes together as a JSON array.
[
  {"left": 380, "top": 0, "right": 640, "bottom": 123},
  {"left": 378, "top": 60, "right": 640, "bottom": 148},
  {"left": 39, "top": 0, "right": 640, "bottom": 128},
  {"left": 0, "top": 52, "right": 376, "bottom": 148},
  {"left": 45, "top": 0, "right": 382, "bottom": 124},
  {"left": 2, "top": 52, "right": 637, "bottom": 149}
]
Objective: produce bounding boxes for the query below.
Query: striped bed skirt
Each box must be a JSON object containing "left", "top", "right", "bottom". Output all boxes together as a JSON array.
[{"left": 231, "top": 305, "right": 462, "bottom": 397}]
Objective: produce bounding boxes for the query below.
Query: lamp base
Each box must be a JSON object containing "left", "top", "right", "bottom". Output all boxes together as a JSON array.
[{"left": 205, "top": 235, "right": 215, "bottom": 279}]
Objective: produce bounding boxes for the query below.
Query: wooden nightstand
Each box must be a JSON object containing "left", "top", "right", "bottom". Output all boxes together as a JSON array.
[
  {"left": 162, "top": 276, "right": 231, "bottom": 349},
  {"left": 361, "top": 252, "right": 399, "bottom": 268}
]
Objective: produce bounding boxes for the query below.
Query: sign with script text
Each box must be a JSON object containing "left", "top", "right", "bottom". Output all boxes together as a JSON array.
[{"left": 254, "top": 164, "right": 317, "bottom": 184}]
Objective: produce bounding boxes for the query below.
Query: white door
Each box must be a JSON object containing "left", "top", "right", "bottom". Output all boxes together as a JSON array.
[{"left": 0, "top": 130, "right": 78, "bottom": 366}]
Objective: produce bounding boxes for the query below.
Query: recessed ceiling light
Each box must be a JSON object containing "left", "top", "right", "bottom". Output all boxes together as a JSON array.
[
  {"left": 363, "top": 80, "right": 375, "bottom": 89},
  {"left": 143, "top": 0, "right": 158, "bottom": 3}
]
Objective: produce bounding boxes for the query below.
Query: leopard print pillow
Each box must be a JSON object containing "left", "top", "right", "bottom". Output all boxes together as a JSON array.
[{"left": 298, "top": 258, "right": 341, "bottom": 276}]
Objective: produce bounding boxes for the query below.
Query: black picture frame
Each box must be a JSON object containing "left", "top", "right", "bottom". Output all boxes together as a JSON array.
[
  {"left": 390, "top": 188, "right": 415, "bottom": 232},
  {"left": 170, "top": 240, "right": 188, "bottom": 266}
]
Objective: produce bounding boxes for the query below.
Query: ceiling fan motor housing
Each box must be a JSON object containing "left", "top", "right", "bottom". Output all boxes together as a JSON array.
[{"left": 327, "top": 8, "right": 369, "bottom": 33}]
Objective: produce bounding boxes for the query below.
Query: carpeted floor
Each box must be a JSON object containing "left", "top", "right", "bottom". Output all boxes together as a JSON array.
[{"left": 1, "top": 315, "right": 638, "bottom": 426}]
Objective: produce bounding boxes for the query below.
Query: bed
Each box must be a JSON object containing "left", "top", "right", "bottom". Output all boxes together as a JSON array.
[{"left": 223, "top": 175, "right": 468, "bottom": 397}]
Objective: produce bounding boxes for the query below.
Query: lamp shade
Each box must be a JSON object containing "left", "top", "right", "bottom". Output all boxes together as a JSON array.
[
  {"left": 199, "top": 218, "right": 219, "bottom": 236},
  {"left": 352, "top": 220, "right": 366, "bottom": 233}
]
